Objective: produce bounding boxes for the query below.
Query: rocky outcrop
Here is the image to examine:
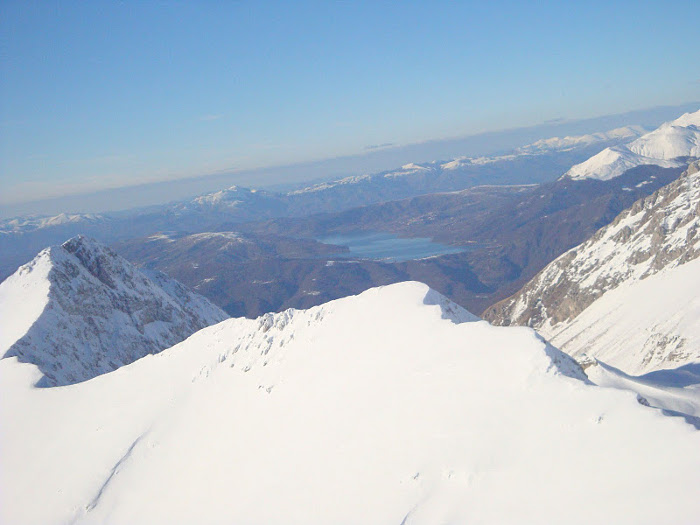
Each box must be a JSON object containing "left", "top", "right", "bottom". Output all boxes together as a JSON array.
[
  {"left": 1, "top": 236, "right": 228, "bottom": 386},
  {"left": 484, "top": 161, "right": 700, "bottom": 373}
]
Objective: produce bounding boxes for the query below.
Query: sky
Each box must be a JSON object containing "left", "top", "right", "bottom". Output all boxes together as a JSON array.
[{"left": 1, "top": 1, "right": 699, "bottom": 207}]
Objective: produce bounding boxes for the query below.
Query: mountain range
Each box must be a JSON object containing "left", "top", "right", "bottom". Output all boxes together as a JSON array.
[
  {"left": 0, "top": 124, "right": 648, "bottom": 282},
  {"left": 564, "top": 110, "right": 700, "bottom": 180},
  {"left": 211, "top": 163, "right": 681, "bottom": 316}
]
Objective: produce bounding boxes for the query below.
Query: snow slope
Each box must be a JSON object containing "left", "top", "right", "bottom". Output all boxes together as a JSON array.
[
  {"left": 2, "top": 282, "right": 700, "bottom": 525},
  {"left": 564, "top": 109, "right": 700, "bottom": 180},
  {"left": 485, "top": 161, "right": 700, "bottom": 374},
  {"left": 542, "top": 255, "right": 700, "bottom": 375},
  {"left": 0, "top": 235, "right": 228, "bottom": 386},
  {"left": 584, "top": 359, "right": 700, "bottom": 428}
]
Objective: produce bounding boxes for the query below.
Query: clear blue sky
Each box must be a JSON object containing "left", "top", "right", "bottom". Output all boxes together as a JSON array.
[{"left": 1, "top": 0, "right": 698, "bottom": 204}]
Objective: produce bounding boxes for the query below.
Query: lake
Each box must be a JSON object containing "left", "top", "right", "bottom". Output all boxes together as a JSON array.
[{"left": 317, "top": 231, "right": 468, "bottom": 263}]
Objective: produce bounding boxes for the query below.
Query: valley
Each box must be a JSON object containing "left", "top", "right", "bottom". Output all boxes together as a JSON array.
[{"left": 115, "top": 163, "right": 684, "bottom": 318}]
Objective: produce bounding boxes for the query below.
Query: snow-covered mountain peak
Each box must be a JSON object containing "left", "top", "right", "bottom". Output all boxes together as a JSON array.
[
  {"left": 382, "top": 162, "right": 433, "bottom": 178},
  {"left": 191, "top": 185, "right": 254, "bottom": 206},
  {"left": 0, "top": 236, "right": 228, "bottom": 386},
  {"left": 4, "top": 280, "right": 700, "bottom": 524},
  {"left": 516, "top": 125, "right": 647, "bottom": 155},
  {"left": 60, "top": 234, "right": 131, "bottom": 289},
  {"left": 605, "top": 124, "right": 649, "bottom": 138},
  {"left": 174, "top": 185, "right": 287, "bottom": 218},
  {"left": 400, "top": 162, "right": 429, "bottom": 171},
  {"left": 668, "top": 108, "right": 700, "bottom": 128},
  {"left": 186, "top": 282, "right": 586, "bottom": 396},
  {"left": 563, "top": 109, "right": 700, "bottom": 181}
]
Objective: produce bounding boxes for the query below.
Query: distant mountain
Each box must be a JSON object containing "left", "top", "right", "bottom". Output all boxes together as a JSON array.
[
  {"left": 0, "top": 125, "right": 656, "bottom": 282},
  {"left": 116, "top": 229, "right": 431, "bottom": 317},
  {"left": 284, "top": 125, "right": 647, "bottom": 212},
  {"left": 150, "top": 185, "right": 289, "bottom": 228},
  {"left": 0, "top": 236, "right": 227, "bottom": 386},
  {"left": 237, "top": 164, "right": 684, "bottom": 314},
  {"left": 0, "top": 212, "right": 107, "bottom": 234},
  {"left": 114, "top": 160, "right": 683, "bottom": 321},
  {"left": 4, "top": 282, "right": 700, "bottom": 524},
  {"left": 0, "top": 187, "right": 289, "bottom": 282},
  {"left": 485, "top": 161, "right": 700, "bottom": 375},
  {"left": 515, "top": 125, "right": 647, "bottom": 154},
  {"left": 5, "top": 102, "right": 695, "bottom": 220},
  {"left": 564, "top": 109, "right": 700, "bottom": 181},
  {"left": 115, "top": 230, "right": 357, "bottom": 317}
]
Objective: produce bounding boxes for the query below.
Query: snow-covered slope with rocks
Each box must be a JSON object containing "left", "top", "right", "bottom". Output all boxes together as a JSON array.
[
  {"left": 564, "top": 109, "right": 700, "bottom": 181},
  {"left": 0, "top": 236, "right": 227, "bottom": 386},
  {"left": 2, "top": 281, "right": 700, "bottom": 525},
  {"left": 485, "top": 161, "right": 700, "bottom": 374}
]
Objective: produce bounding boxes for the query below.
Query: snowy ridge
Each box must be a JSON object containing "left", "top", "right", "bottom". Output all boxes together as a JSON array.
[
  {"left": 287, "top": 173, "right": 372, "bottom": 194},
  {"left": 515, "top": 125, "right": 646, "bottom": 154},
  {"left": 174, "top": 185, "right": 282, "bottom": 212},
  {"left": 3, "top": 282, "right": 700, "bottom": 524},
  {"left": 0, "top": 235, "right": 228, "bottom": 386},
  {"left": 289, "top": 125, "right": 645, "bottom": 194},
  {"left": 190, "top": 185, "right": 256, "bottom": 207},
  {"left": 485, "top": 161, "right": 700, "bottom": 374},
  {"left": 0, "top": 212, "right": 107, "bottom": 234},
  {"left": 564, "top": 109, "right": 700, "bottom": 180}
]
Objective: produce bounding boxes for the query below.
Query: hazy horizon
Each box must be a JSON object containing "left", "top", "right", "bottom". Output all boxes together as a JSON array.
[
  {"left": 1, "top": 101, "right": 698, "bottom": 219},
  {"left": 2, "top": 2, "right": 699, "bottom": 217}
]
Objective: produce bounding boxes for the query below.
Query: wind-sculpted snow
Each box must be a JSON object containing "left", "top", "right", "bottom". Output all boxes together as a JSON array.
[
  {"left": 584, "top": 359, "right": 700, "bottom": 429},
  {"left": 564, "top": 109, "right": 700, "bottom": 180},
  {"left": 3, "top": 282, "right": 700, "bottom": 525},
  {"left": 0, "top": 235, "right": 228, "bottom": 386},
  {"left": 486, "top": 161, "right": 700, "bottom": 374}
]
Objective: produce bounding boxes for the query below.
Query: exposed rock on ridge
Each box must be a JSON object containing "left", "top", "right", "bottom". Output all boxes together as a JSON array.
[
  {"left": 0, "top": 236, "right": 228, "bottom": 386},
  {"left": 485, "top": 161, "right": 700, "bottom": 373}
]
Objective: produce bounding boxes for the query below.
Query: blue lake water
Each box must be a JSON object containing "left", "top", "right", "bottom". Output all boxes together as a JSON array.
[{"left": 317, "top": 232, "right": 468, "bottom": 263}]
